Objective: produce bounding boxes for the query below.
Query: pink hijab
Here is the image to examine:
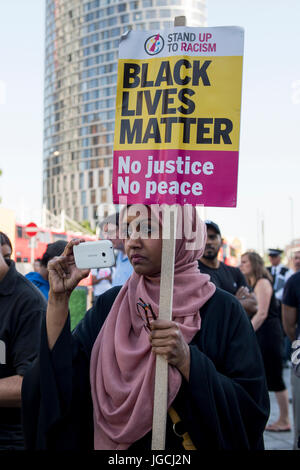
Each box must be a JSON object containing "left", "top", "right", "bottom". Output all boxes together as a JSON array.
[{"left": 89, "top": 205, "right": 216, "bottom": 449}]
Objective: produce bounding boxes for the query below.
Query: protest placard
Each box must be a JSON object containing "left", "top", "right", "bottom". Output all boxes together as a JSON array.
[{"left": 113, "top": 26, "right": 244, "bottom": 207}]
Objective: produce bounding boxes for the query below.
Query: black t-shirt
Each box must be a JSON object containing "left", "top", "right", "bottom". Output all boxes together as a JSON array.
[
  {"left": 282, "top": 271, "right": 300, "bottom": 337},
  {"left": 0, "top": 260, "right": 47, "bottom": 449},
  {"left": 198, "top": 260, "right": 247, "bottom": 295}
]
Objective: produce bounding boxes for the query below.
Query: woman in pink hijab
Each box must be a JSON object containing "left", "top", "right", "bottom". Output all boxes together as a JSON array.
[{"left": 22, "top": 205, "right": 269, "bottom": 450}]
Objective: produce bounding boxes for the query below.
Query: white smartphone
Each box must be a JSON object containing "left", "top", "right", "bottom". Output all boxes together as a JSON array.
[{"left": 73, "top": 240, "right": 115, "bottom": 269}]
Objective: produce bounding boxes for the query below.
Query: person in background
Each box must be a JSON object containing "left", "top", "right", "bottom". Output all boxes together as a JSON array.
[
  {"left": 291, "top": 250, "right": 300, "bottom": 273},
  {"left": 100, "top": 212, "right": 133, "bottom": 287},
  {"left": 198, "top": 221, "right": 257, "bottom": 317},
  {"left": 282, "top": 270, "right": 300, "bottom": 449},
  {"left": 267, "top": 249, "right": 294, "bottom": 302},
  {"left": 0, "top": 232, "right": 12, "bottom": 260},
  {"left": 25, "top": 240, "right": 67, "bottom": 300},
  {"left": 33, "top": 258, "right": 41, "bottom": 273},
  {"left": 267, "top": 249, "right": 294, "bottom": 368},
  {"left": 91, "top": 267, "right": 112, "bottom": 304},
  {"left": 0, "top": 232, "right": 46, "bottom": 450},
  {"left": 240, "top": 251, "right": 291, "bottom": 433}
]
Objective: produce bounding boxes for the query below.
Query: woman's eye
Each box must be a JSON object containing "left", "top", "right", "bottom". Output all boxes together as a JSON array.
[{"left": 140, "top": 225, "right": 151, "bottom": 236}]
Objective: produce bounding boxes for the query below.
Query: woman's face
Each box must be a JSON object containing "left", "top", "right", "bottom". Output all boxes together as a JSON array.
[
  {"left": 240, "top": 255, "right": 252, "bottom": 277},
  {"left": 122, "top": 206, "right": 162, "bottom": 276}
]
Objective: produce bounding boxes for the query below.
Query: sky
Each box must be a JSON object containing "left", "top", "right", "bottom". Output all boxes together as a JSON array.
[{"left": 0, "top": 0, "right": 299, "bottom": 253}]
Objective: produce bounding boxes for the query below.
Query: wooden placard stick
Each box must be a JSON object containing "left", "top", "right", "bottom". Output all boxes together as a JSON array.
[{"left": 151, "top": 15, "right": 187, "bottom": 452}]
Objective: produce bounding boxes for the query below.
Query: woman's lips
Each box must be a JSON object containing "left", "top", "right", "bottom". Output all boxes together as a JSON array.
[{"left": 131, "top": 254, "right": 147, "bottom": 263}]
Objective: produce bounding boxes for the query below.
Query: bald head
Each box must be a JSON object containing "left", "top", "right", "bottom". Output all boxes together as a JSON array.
[{"left": 293, "top": 251, "right": 300, "bottom": 272}]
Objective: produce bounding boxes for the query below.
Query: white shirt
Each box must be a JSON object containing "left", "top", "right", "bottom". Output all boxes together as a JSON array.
[
  {"left": 91, "top": 268, "right": 112, "bottom": 297},
  {"left": 270, "top": 264, "right": 294, "bottom": 301},
  {"left": 111, "top": 250, "right": 133, "bottom": 287}
]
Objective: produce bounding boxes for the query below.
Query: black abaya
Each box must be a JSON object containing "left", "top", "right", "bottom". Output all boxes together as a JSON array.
[{"left": 21, "top": 287, "right": 269, "bottom": 450}]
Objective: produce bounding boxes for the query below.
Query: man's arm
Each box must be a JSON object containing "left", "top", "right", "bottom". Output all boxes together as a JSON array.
[
  {"left": 282, "top": 304, "right": 297, "bottom": 342},
  {"left": 0, "top": 375, "right": 23, "bottom": 407}
]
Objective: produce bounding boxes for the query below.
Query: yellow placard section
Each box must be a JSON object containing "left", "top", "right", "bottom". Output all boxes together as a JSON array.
[{"left": 114, "top": 55, "right": 243, "bottom": 152}]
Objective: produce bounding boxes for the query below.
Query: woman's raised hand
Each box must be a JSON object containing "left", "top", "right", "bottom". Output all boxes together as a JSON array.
[{"left": 48, "top": 239, "right": 90, "bottom": 297}]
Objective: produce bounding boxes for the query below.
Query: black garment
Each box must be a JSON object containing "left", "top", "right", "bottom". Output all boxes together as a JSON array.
[
  {"left": 21, "top": 287, "right": 269, "bottom": 450},
  {"left": 283, "top": 271, "right": 300, "bottom": 338},
  {"left": 198, "top": 260, "right": 247, "bottom": 295},
  {"left": 253, "top": 279, "right": 285, "bottom": 392},
  {"left": 0, "top": 260, "right": 47, "bottom": 450}
]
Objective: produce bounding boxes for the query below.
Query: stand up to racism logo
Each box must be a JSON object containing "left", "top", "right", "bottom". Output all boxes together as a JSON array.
[{"left": 144, "top": 34, "right": 164, "bottom": 55}]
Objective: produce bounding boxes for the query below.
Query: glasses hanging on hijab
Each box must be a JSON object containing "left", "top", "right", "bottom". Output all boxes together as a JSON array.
[{"left": 136, "top": 298, "right": 157, "bottom": 332}]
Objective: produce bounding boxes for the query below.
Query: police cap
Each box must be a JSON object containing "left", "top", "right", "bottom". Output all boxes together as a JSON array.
[{"left": 268, "top": 248, "right": 283, "bottom": 257}]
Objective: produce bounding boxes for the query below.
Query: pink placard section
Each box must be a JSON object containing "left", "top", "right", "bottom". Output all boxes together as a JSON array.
[{"left": 113, "top": 149, "right": 239, "bottom": 207}]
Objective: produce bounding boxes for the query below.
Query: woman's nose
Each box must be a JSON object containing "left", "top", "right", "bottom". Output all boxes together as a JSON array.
[{"left": 127, "top": 230, "right": 142, "bottom": 247}]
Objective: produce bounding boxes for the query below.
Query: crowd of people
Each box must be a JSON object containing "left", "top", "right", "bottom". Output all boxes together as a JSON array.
[{"left": 0, "top": 209, "right": 300, "bottom": 451}]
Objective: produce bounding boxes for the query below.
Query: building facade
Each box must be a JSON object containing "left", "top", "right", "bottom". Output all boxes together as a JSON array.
[{"left": 43, "top": 0, "right": 206, "bottom": 228}]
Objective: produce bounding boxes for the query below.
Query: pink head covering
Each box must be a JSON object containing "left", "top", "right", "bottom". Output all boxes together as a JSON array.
[{"left": 90, "top": 205, "right": 215, "bottom": 449}]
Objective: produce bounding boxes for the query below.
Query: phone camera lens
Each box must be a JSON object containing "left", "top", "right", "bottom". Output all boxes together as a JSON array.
[{"left": 102, "top": 252, "right": 106, "bottom": 257}]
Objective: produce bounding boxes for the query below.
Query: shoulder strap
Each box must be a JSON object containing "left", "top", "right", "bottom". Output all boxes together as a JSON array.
[{"left": 168, "top": 406, "right": 196, "bottom": 450}]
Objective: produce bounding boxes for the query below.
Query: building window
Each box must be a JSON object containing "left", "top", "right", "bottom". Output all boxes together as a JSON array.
[
  {"left": 71, "top": 174, "right": 75, "bottom": 190},
  {"left": 83, "top": 206, "right": 88, "bottom": 220},
  {"left": 161, "top": 9, "right": 171, "bottom": 17},
  {"left": 99, "top": 169, "right": 104, "bottom": 186},
  {"left": 120, "top": 14, "right": 129, "bottom": 23},
  {"left": 88, "top": 171, "right": 93, "bottom": 188},
  {"left": 149, "top": 21, "right": 160, "bottom": 29},
  {"left": 81, "top": 190, "right": 86, "bottom": 205},
  {"left": 146, "top": 10, "right": 156, "bottom": 18},
  {"left": 133, "top": 12, "right": 143, "bottom": 20},
  {"left": 79, "top": 172, "right": 84, "bottom": 189},
  {"left": 130, "top": 1, "right": 139, "bottom": 9},
  {"left": 101, "top": 189, "right": 107, "bottom": 203},
  {"left": 90, "top": 189, "right": 96, "bottom": 204}
]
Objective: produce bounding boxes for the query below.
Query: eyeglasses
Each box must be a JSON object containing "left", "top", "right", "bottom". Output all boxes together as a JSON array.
[{"left": 136, "top": 297, "right": 157, "bottom": 332}]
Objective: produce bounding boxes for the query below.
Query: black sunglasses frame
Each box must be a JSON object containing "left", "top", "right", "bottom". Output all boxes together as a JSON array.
[{"left": 136, "top": 297, "right": 157, "bottom": 332}]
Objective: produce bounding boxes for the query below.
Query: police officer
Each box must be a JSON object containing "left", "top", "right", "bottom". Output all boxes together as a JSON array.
[
  {"left": 267, "top": 248, "right": 294, "bottom": 367},
  {"left": 267, "top": 249, "right": 294, "bottom": 302}
]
